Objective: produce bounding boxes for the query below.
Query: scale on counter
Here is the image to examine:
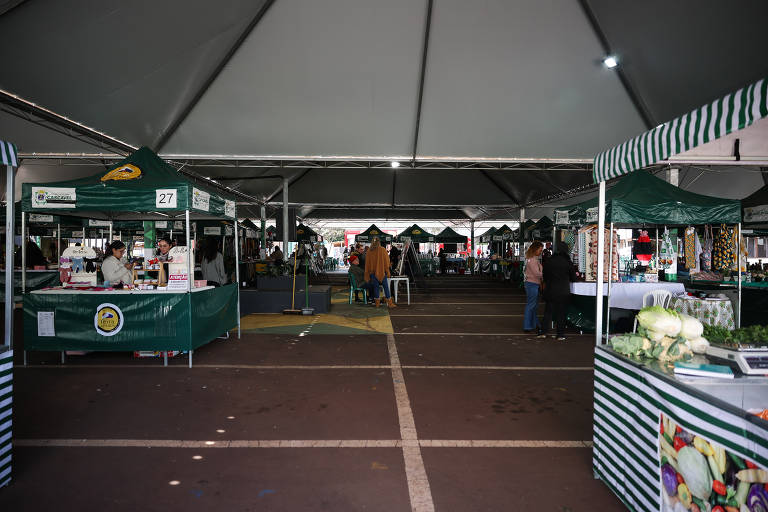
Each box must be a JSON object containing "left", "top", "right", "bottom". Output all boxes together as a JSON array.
[{"left": 706, "top": 343, "right": 768, "bottom": 375}]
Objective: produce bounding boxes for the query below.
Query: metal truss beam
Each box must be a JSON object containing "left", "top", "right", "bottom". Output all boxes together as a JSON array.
[{"left": 0, "top": 89, "right": 135, "bottom": 155}]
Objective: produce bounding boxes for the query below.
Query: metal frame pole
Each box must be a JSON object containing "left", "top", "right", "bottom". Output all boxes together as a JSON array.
[
  {"left": 108, "top": 222, "right": 112, "bottom": 245},
  {"left": 737, "top": 223, "right": 742, "bottom": 328},
  {"left": 57, "top": 223, "right": 61, "bottom": 261},
  {"left": 21, "top": 212, "right": 26, "bottom": 293},
  {"left": 260, "top": 205, "right": 267, "bottom": 255},
  {"left": 4, "top": 165, "right": 15, "bottom": 350},
  {"left": 234, "top": 219, "right": 241, "bottom": 339},
  {"left": 186, "top": 210, "right": 192, "bottom": 291},
  {"left": 595, "top": 182, "right": 606, "bottom": 346},
  {"left": 605, "top": 222, "right": 614, "bottom": 339},
  {"left": 282, "top": 177, "right": 289, "bottom": 255}
]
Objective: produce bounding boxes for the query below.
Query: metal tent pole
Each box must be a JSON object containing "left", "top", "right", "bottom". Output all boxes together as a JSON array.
[
  {"left": 56, "top": 223, "right": 61, "bottom": 261},
  {"left": 234, "top": 219, "right": 241, "bottom": 339},
  {"left": 4, "top": 164, "right": 15, "bottom": 350},
  {"left": 605, "top": 222, "right": 614, "bottom": 339},
  {"left": 282, "top": 178, "right": 289, "bottom": 255},
  {"left": 595, "top": 182, "right": 606, "bottom": 346},
  {"left": 737, "top": 223, "right": 742, "bottom": 328},
  {"left": 108, "top": 222, "right": 113, "bottom": 245},
  {"left": 261, "top": 205, "right": 267, "bottom": 254},
  {"left": 186, "top": 210, "right": 192, "bottom": 291},
  {"left": 21, "top": 212, "right": 26, "bottom": 293}
]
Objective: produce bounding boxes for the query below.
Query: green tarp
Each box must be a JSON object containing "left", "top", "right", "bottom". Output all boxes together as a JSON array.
[
  {"left": 575, "top": 170, "right": 741, "bottom": 225},
  {"left": 525, "top": 216, "right": 553, "bottom": 241},
  {"left": 21, "top": 147, "right": 236, "bottom": 218},
  {"left": 434, "top": 226, "right": 466, "bottom": 244},
  {"left": 396, "top": 224, "right": 435, "bottom": 243},
  {"left": 356, "top": 224, "right": 392, "bottom": 242},
  {"left": 495, "top": 224, "right": 516, "bottom": 240}
]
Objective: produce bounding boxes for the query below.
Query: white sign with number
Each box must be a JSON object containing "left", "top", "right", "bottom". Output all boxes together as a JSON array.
[
  {"left": 156, "top": 189, "right": 177, "bottom": 208},
  {"left": 204, "top": 226, "right": 222, "bottom": 236}
]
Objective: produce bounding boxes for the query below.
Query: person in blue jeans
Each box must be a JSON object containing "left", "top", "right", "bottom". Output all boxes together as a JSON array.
[{"left": 523, "top": 241, "right": 544, "bottom": 333}]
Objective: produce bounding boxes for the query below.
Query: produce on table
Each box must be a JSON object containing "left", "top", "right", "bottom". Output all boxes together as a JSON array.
[
  {"left": 610, "top": 306, "right": 709, "bottom": 361},
  {"left": 746, "top": 484, "right": 768, "bottom": 511},
  {"left": 703, "top": 324, "right": 768, "bottom": 347}
]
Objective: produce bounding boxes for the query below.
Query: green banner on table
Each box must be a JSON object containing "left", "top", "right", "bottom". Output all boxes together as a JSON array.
[
  {"left": 23, "top": 284, "right": 238, "bottom": 352},
  {"left": 0, "top": 271, "right": 59, "bottom": 298}
]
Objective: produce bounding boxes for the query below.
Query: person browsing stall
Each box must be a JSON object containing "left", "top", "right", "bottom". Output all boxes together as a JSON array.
[
  {"left": 523, "top": 241, "right": 544, "bottom": 333},
  {"left": 102, "top": 240, "right": 135, "bottom": 286},
  {"left": 537, "top": 242, "right": 577, "bottom": 341},
  {"left": 364, "top": 237, "right": 396, "bottom": 308}
]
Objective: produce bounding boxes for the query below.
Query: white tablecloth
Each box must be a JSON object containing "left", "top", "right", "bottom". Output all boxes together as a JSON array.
[{"left": 569, "top": 282, "right": 686, "bottom": 310}]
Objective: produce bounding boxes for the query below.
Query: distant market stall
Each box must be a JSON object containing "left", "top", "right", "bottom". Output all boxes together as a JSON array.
[
  {"left": 435, "top": 226, "right": 468, "bottom": 273},
  {"left": 355, "top": 224, "right": 392, "bottom": 243},
  {"left": 20, "top": 147, "right": 240, "bottom": 367}
]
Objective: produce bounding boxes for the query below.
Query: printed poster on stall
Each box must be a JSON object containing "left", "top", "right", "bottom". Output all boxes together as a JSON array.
[
  {"left": 192, "top": 188, "right": 210, "bottom": 212},
  {"left": 658, "top": 412, "right": 767, "bottom": 512},
  {"left": 32, "top": 187, "right": 76, "bottom": 208}
]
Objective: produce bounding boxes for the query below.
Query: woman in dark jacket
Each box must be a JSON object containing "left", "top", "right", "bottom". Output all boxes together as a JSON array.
[{"left": 537, "top": 242, "right": 577, "bottom": 341}]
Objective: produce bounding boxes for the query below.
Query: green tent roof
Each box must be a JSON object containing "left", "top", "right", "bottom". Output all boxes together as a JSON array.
[
  {"left": 576, "top": 170, "right": 741, "bottom": 225},
  {"left": 396, "top": 224, "right": 435, "bottom": 242},
  {"left": 742, "top": 184, "right": 768, "bottom": 226},
  {"left": 295, "top": 223, "right": 322, "bottom": 242},
  {"left": 434, "top": 226, "right": 467, "bottom": 244},
  {"left": 524, "top": 216, "right": 553, "bottom": 240},
  {"left": 21, "top": 146, "right": 236, "bottom": 218},
  {"left": 356, "top": 224, "right": 393, "bottom": 242},
  {"left": 478, "top": 226, "right": 497, "bottom": 243}
]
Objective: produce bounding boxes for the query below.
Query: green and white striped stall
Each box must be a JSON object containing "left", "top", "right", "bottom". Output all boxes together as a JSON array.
[
  {"left": 594, "top": 347, "right": 768, "bottom": 512},
  {"left": 0, "top": 350, "right": 11, "bottom": 488},
  {"left": 593, "top": 77, "right": 768, "bottom": 183}
]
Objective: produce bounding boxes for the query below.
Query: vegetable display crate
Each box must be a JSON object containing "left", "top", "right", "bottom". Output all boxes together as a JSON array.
[{"left": 593, "top": 346, "right": 768, "bottom": 512}]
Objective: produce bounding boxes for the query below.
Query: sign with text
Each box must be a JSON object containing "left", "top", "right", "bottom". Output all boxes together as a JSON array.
[
  {"left": 155, "top": 189, "right": 177, "bottom": 209},
  {"left": 32, "top": 187, "right": 76, "bottom": 208},
  {"left": 224, "top": 200, "right": 235, "bottom": 218},
  {"left": 192, "top": 188, "right": 210, "bottom": 212}
]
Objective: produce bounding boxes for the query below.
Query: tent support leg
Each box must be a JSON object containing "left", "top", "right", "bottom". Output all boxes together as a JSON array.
[
  {"left": 737, "top": 223, "right": 742, "bottom": 328},
  {"left": 234, "top": 219, "right": 241, "bottom": 339},
  {"left": 595, "top": 182, "right": 606, "bottom": 346},
  {"left": 188, "top": 350, "right": 193, "bottom": 369},
  {"left": 4, "top": 164, "right": 15, "bottom": 351},
  {"left": 605, "top": 222, "right": 614, "bottom": 340}
]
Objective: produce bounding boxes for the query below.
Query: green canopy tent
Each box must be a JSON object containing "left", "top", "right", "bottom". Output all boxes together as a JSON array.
[
  {"left": 20, "top": 147, "right": 241, "bottom": 366},
  {"left": 396, "top": 224, "right": 435, "bottom": 243},
  {"left": 525, "top": 216, "right": 553, "bottom": 241},
  {"left": 575, "top": 170, "right": 740, "bottom": 225},
  {"left": 511, "top": 220, "right": 535, "bottom": 241},
  {"left": 478, "top": 226, "right": 497, "bottom": 244},
  {"left": 495, "top": 224, "right": 516, "bottom": 240},
  {"left": 355, "top": 224, "right": 392, "bottom": 243},
  {"left": 296, "top": 223, "right": 323, "bottom": 243},
  {"left": 742, "top": 184, "right": 768, "bottom": 232},
  {"left": 434, "top": 226, "right": 467, "bottom": 244}
]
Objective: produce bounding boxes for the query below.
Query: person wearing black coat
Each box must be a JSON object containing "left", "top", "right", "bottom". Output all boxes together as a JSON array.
[{"left": 537, "top": 241, "right": 577, "bottom": 341}]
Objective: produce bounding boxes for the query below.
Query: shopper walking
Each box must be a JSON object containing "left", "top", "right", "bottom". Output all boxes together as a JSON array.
[
  {"left": 364, "top": 237, "right": 396, "bottom": 308},
  {"left": 523, "top": 241, "right": 544, "bottom": 333},
  {"left": 538, "top": 242, "right": 576, "bottom": 341}
]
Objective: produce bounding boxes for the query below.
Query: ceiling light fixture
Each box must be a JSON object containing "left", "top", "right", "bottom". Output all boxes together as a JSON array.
[
  {"left": 603, "top": 56, "right": 618, "bottom": 69},
  {"left": 391, "top": 161, "right": 400, "bottom": 168}
]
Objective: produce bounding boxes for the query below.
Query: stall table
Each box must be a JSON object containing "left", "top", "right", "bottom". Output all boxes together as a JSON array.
[
  {"left": 23, "top": 284, "right": 239, "bottom": 365},
  {"left": 568, "top": 282, "right": 686, "bottom": 332},
  {"left": 0, "top": 270, "right": 59, "bottom": 298},
  {"left": 594, "top": 346, "right": 768, "bottom": 512},
  {"left": 669, "top": 295, "right": 735, "bottom": 329}
]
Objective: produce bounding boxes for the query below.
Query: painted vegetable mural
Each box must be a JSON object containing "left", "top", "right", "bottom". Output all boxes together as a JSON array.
[{"left": 660, "top": 413, "right": 768, "bottom": 512}]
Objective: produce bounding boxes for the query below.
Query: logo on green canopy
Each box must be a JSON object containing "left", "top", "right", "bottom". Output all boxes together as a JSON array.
[{"left": 102, "top": 164, "right": 142, "bottom": 181}]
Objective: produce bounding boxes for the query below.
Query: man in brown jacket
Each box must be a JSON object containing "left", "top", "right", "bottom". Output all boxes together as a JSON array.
[{"left": 364, "top": 238, "right": 397, "bottom": 308}]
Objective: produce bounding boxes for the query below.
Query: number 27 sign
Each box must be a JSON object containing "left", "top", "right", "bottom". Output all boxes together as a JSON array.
[{"left": 156, "top": 189, "right": 178, "bottom": 208}]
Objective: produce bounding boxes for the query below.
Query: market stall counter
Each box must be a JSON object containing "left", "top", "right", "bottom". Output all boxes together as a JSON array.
[
  {"left": 23, "top": 284, "right": 238, "bottom": 364},
  {"left": 594, "top": 346, "right": 768, "bottom": 512}
]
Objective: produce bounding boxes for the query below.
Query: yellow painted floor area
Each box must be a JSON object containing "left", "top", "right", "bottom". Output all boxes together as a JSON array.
[{"left": 239, "top": 287, "right": 394, "bottom": 335}]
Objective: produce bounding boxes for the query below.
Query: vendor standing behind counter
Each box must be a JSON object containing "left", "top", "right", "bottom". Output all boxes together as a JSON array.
[{"left": 102, "top": 240, "right": 135, "bottom": 286}]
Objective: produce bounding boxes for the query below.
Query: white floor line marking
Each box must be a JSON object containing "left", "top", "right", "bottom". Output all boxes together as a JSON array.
[
  {"left": 402, "top": 366, "right": 593, "bottom": 371},
  {"left": 18, "top": 364, "right": 393, "bottom": 370},
  {"left": 17, "top": 364, "right": 591, "bottom": 371},
  {"left": 405, "top": 302, "right": 525, "bottom": 305},
  {"left": 387, "top": 333, "right": 435, "bottom": 512},
  {"left": 395, "top": 332, "right": 538, "bottom": 336},
  {"left": 13, "top": 439, "right": 594, "bottom": 449},
  {"left": 391, "top": 314, "right": 521, "bottom": 317}
]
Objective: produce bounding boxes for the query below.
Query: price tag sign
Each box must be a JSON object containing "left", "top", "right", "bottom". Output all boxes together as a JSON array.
[{"left": 156, "top": 189, "right": 178, "bottom": 208}]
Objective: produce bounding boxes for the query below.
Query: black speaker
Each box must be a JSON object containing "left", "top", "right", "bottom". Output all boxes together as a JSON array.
[{"left": 275, "top": 208, "right": 296, "bottom": 241}]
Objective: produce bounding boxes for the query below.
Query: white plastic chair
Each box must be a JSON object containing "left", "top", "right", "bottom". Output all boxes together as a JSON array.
[{"left": 633, "top": 289, "right": 672, "bottom": 332}]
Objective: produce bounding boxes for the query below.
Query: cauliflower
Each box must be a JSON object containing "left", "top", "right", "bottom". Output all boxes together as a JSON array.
[
  {"left": 688, "top": 336, "right": 710, "bottom": 354},
  {"left": 679, "top": 314, "right": 704, "bottom": 340}
]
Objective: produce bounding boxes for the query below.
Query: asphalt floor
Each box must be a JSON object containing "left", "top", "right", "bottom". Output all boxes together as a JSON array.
[{"left": 0, "top": 274, "right": 625, "bottom": 511}]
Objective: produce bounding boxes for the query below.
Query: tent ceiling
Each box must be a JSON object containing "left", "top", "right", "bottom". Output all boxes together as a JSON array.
[{"left": 2, "top": 1, "right": 765, "bottom": 160}]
